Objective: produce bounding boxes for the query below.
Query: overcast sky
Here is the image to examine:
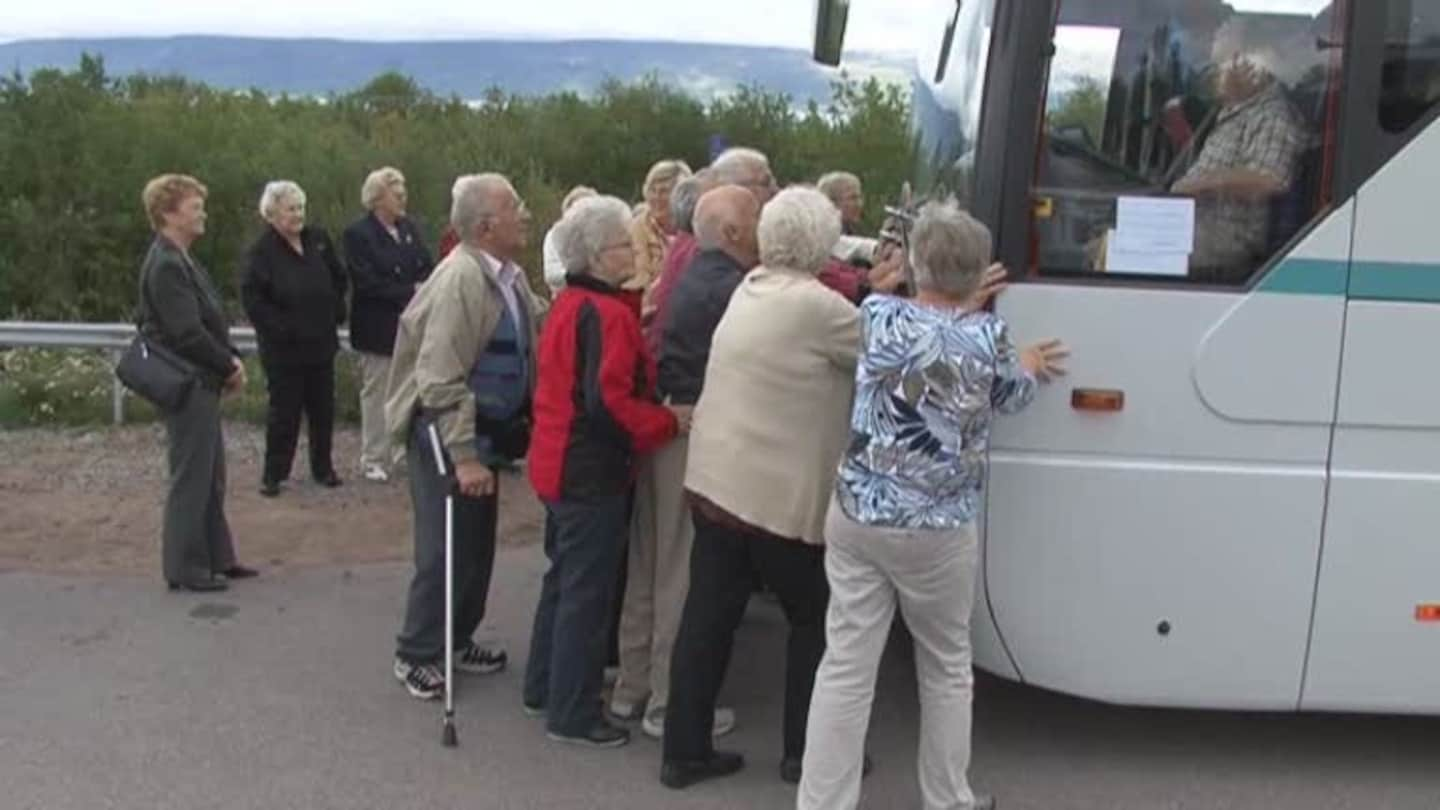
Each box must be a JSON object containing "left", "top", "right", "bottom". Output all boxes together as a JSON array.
[{"left": 0, "top": 0, "right": 941, "bottom": 52}]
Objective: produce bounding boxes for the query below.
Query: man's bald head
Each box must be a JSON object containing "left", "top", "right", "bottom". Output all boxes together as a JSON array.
[{"left": 694, "top": 185, "right": 761, "bottom": 270}]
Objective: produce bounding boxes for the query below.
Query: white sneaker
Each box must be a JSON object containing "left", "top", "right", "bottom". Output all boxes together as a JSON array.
[
  {"left": 642, "top": 706, "right": 735, "bottom": 739},
  {"left": 363, "top": 464, "right": 390, "bottom": 483},
  {"left": 609, "top": 696, "right": 643, "bottom": 722}
]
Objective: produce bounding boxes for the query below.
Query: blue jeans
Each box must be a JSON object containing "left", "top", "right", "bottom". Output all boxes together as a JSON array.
[{"left": 523, "top": 494, "right": 628, "bottom": 736}]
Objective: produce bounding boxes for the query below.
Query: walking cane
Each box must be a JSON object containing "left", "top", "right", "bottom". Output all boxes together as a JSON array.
[{"left": 425, "top": 421, "right": 459, "bottom": 748}]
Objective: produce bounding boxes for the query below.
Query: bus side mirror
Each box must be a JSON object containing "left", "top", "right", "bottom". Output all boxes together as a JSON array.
[{"left": 813, "top": 0, "right": 851, "bottom": 67}]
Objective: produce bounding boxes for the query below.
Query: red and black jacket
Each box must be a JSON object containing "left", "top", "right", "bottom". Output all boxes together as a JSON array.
[{"left": 527, "top": 273, "right": 678, "bottom": 502}]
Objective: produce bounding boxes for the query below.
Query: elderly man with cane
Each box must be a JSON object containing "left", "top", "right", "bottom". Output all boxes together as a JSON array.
[{"left": 385, "top": 173, "right": 541, "bottom": 708}]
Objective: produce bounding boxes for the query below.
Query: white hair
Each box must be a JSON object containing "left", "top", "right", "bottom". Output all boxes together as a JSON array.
[
  {"left": 817, "top": 171, "right": 861, "bottom": 204},
  {"left": 555, "top": 196, "right": 632, "bottom": 274},
  {"left": 258, "top": 180, "right": 305, "bottom": 221},
  {"left": 711, "top": 147, "right": 770, "bottom": 185},
  {"left": 361, "top": 166, "right": 405, "bottom": 210},
  {"left": 450, "top": 173, "right": 515, "bottom": 244},
  {"left": 909, "top": 200, "right": 992, "bottom": 297},
  {"left": 757, "top": 186, "right": 841, "bottom": 275}
]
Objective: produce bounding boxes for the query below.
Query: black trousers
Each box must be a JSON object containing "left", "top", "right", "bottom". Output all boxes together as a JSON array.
[
  {"left": 262, "top": 358, "right": 336, "bottom": 483},
  {"left": 395, "top": 415, "right": 499, "bottom": 663},
  {"left": 663, "top": 508, "right": 829, "bottom": 763}
]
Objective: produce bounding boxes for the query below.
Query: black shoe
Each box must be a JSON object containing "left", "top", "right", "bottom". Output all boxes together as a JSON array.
[
  {"left": 259, "top": 480, "right": 281, "bottom": 497},
  {"left": 660, "top": 751, "right": 746, "bottom": 790},
  {"left": 973, "top": 795, "right": 997, "bottom": 810},
  {"left": 316, "top": 471, "right": 343, "bottom": 488},
  {"left": 547, "top": 721, "right": 630, "bottom": 749},
  {"left": 167, "top": 577, "right": 229, "bottom": 593},
  {"left": 779, "top": 753, "right": 873, "bottom": 785},
  {"left": 221, "top": 565, "right": 260, "bottom": 580},
  {"left": 522, "top": 699, "right": 546, "bottom": 718}
]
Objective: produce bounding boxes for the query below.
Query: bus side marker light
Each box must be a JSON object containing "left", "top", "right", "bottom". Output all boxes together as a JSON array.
[
  {"left": 1416, "top": 604, "right": 1440, "bottom": 622},
  {"left": 1072, "top": 388, "right": 1125, "bottom": 412}
]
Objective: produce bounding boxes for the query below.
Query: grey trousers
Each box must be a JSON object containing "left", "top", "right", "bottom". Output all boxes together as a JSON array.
[
  {"left": 161, "top": 386, "right": 236, "bottom": 584},
  {"left": 395, "top": 415, "right": 499, "bottom": 663}
]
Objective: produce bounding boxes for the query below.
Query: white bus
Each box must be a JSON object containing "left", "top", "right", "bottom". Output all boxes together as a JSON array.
[{"left": 816, "top": 0, "right": 1440, "bottom": 715}]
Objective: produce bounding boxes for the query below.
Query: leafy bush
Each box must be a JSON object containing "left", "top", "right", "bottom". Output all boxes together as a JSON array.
[{"left": 0, "top": 348, "right": 363, "bottom": 428}]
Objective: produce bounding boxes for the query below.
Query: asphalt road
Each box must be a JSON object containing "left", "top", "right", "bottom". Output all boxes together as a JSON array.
[{"left": 2, "top": 546, "right": 1436, "bottom": 810}]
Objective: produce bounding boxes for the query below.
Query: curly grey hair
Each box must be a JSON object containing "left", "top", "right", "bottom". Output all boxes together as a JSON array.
[
  {"left": 555, "top": 195, "right": 633, "bottom": 274},
  {"left": 757, "top": 186, "right": 841, "bottom": 275},
  {"left": 361, "top": 166, "right": 405, "bottom": 210},
  {"left": 909, "top": 200, "right": 992, "bottom": 298},
  {"left": 258, "top": 180, "right": 306, "bottom": 221}
]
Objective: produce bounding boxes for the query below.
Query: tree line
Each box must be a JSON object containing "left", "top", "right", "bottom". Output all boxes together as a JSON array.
[{"left": 0, "top": 55, "right": 915, "bottom": 322}]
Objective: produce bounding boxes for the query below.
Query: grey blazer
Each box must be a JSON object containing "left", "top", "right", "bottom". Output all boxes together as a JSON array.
[{"left": 138, "top": 235, "right": 237, "bottom": 390}]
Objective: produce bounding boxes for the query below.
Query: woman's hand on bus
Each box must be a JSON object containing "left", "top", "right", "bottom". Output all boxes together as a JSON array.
[
  {"left": 963, "top": 263, "right": 1010, "bottom": 311},
  {"left": 1021, "top": 339, "right": 1069, "bottom": 383}
]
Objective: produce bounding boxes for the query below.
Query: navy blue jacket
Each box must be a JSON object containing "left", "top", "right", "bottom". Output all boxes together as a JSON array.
[{"left": 343, "top": 213, "right": 433, "bottom": 354}]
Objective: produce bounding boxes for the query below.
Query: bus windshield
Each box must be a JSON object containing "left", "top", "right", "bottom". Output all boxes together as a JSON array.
[{"left": 911, "top": 0, "right": 1000, "bottom": 206}]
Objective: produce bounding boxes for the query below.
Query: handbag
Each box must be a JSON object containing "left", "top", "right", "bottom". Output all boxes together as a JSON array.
[{"left": 114, "top": 263, "right": 199, "bottom": 412}]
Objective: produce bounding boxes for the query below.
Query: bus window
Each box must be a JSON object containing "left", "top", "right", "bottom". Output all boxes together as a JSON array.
[
  {"left": 1032, "top": 0, "right": 1341, "bottom": 286},
  {"left": 1380, "top": 0, "right": 1440, "bottom": 134}
]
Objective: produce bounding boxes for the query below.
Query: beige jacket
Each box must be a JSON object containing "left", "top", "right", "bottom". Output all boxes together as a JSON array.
[
  {"left": 684, "top": 265, "right": 861, "bottom": 545},
  {"left": 384, "top": 244, "right": 544, "bottom": 464}
]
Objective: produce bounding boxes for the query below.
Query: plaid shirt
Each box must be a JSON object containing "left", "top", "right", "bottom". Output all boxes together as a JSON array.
[{"left": 1177, "top": 83, "right": 1309, "bottom": 278}]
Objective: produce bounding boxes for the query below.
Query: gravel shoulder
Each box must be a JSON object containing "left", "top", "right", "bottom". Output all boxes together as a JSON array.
[{"left": 0, "top": 424, "right": 545, "bottom": 577}]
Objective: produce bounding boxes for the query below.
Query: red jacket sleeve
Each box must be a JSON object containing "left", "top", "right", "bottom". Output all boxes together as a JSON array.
[
  {"left": 818, "top": 259, "right": 864, "bottom": 303},
  {"left": 580, "top": 302, "right": 678, "bottom": 454}
]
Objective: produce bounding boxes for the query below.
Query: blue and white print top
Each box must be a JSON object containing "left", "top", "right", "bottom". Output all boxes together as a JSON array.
[{"left": 835, "top": 296, "right": 1037, "bottom": 530}]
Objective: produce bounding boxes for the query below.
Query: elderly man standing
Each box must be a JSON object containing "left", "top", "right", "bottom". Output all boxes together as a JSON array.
[
  {"left": 385, "top": 173, "right": 539, "bottom": 701},
  {"left": 610, "top": 185, "right": 760, "bottom": 741},
  {"left": 661, "top": 187, "right": 862, "bottom": 790},
  {"left": 817, "top": 172, "right": 864, "bottom": 236}
]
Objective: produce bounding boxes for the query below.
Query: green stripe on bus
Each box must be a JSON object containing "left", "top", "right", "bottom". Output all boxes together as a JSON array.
[
  {"left": 1257, "top": 259, "right": 1440, "bottom": 302},
  {"left": 1349, "top": 261, "right": 1440, "bottom": 303},
  {"left": 1257, "top": 258, "right": 1349, "bottom": 295}
]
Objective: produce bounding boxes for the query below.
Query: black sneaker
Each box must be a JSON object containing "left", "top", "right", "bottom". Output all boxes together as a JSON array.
[
  {"left": 660, "top": 751, "right": 746, "bottom": 790},
  {"left": 455, "top": 642, "right": 507, "bottom": 675},
  {"left": 393, "top": 658, "right": 444, "bottom": 701},
  {"left": 547, "top": 721, "right": 630, "bottom": 749}
]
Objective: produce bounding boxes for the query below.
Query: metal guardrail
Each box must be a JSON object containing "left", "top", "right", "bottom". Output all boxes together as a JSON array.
[{"left": 0, "top": 321, "right": 352, "bottom": 425}]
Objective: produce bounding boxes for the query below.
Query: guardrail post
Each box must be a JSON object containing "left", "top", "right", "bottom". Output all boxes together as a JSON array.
[{"left": 111, "top": 350, "right": 124, "bottom": 425}]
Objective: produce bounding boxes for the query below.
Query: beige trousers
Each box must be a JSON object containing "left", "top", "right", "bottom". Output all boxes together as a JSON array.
[
  {"left": 358, "top": 352, "right": 392, "bottom": 470},
  {"left": 798, "top": 499, "right": 981, "bottom": 810},
  {"left": 612, "top": 436, "right": 693, "bottom": 722}
]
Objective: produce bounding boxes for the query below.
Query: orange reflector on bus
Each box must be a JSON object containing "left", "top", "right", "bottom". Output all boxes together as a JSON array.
[
  {"left": 1416, "top": 604, "right": 1440, "bottom": 622},
  {"left": 1071, "top": 388, "right": 1125, "bottom": 412}
]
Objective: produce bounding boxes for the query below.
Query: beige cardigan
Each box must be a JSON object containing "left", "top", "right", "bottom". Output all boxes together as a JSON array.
[{"left": 684, "top": 265, "right": 861, "bottom": 545}]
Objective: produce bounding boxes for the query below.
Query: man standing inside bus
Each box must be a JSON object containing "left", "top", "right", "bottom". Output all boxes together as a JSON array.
[{"left": 1171, "top": 21, "right": 1310, "bottom": 284}]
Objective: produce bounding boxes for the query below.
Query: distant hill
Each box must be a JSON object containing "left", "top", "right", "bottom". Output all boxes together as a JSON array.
[{"left": 0, "top": 35, "right": 912, "bottom": 103}]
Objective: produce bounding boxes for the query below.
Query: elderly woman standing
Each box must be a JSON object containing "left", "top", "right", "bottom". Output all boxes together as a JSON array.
[
  {"left": 797, "top": 204, "right": 1067, "bottom": 810},
  {"left": 241, "top": 181, "right": 348, "bottom": 496},
  {"left": 817, "top": 172, "right": 864, "bottom": 236},
  {"left": 661, "top": 187, "right": 860, "bottom": 789},
  {"left": 523, "top": 196, "right": 689, "bottom": 749},
  {"left": 344, "top": 167, "right": 434, "bottom": 483},
  {"left": 629, "top": 160, "right": 692, "bottom": 315},
  {"left": 541, "top": 185, "right": 599, "bottom": 297},
  {"left": 138, "top": 174, "right": 256, "bottom": 592}
]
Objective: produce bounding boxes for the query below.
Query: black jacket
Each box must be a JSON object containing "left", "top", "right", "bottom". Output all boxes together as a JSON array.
[
  {"left": 656, "top": 249, "right": 747, "bottom": 406},
  {"left": 138, "top": 235, "right": 238, "bottom": 390},
  {"left": 343, "top": 213, "right": 433, "bottom": 355},
  {"left": 240, "top": 225, "right": 347, "bottom": 367}
]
